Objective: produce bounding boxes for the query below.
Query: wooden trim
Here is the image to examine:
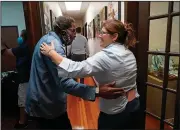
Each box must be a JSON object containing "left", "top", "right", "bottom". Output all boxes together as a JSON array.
[
  {"left": 147, "top": 51, "right": 180, "bottom": 56},
  {"left": 118, "top": 2, "right": 121, "bottom": 20},
  {"left": 23, "top": 1, "right": 42, "bottom": 55},
  {"left": 171, "top": 12, "right": 180, "bottom": 16},
  {"left": 137, "top": 2, "right": 150, "bottom": 129},
  {"left": 149, "top": 14, "right": 169, "bottom": 20},
  {"left": 105, "top": 6, "right": 107, "bottom": 20},
  {"left": 39, "top": 2, "right": 46, "bottom": 35},
  {"left": 50, "top": 10, "right": 53, "bottom": 30},
  {"left": 174, "top": 57, "right": 180, "bottom": 129},
  {"left": 124, "top": 2, "right": 139, "bottom": 58},
  {"left": 160, "top": 2, "right": 173, "bottom": 129},
  {"left": 93, "top": 19, "right": 95, "bottom": 38},
  {"left": 145, "top": 110, "right": 161, "bottom": 120},
  {"left": 146, "top": 82, "right": 163, "bottom": 89},
  {"left": 1, "top": 26, "right": 19, "bottom": 37},
  {"left": 84, "top": 22, "right": 87, "bottom": 39}
]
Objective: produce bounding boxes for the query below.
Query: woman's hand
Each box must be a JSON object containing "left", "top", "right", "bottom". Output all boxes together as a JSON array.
[{"left": 40, "top": 41, "right": 55, "bottom": 56}]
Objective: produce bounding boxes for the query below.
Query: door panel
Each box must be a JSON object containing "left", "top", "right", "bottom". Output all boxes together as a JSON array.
[
  {"left": 1, "top": 26, "right": 18, "bottom": 72},
  {"left": 137, "top": 1, "right": 180, "bottom": 130}
]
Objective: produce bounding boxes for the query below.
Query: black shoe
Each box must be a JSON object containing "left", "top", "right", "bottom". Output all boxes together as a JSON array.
[{"left": 14, "top": 122, "right": 28, "bottom": 129}]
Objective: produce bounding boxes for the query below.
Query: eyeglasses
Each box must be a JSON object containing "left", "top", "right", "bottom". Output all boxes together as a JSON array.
[{"left": 99, "top": 31, "right": 109, "bottom": 35}]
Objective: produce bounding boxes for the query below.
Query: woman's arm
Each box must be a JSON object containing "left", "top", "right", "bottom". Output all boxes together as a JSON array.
[
  {"left": 40, "top": 42, "right": 64, "bottom": 65},
  {"left": 40, "top": 42, "right": 110, "bottom": 78}
]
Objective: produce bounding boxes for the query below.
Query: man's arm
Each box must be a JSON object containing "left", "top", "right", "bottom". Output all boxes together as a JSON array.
[{"left": 59, "top": 77, "right": 97, "bottom": 101}]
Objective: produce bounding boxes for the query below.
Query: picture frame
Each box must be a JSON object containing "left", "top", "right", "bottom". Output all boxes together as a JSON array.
[
  {"left": 50, "top": 10, "right": 56, "bottom": 30},
  {"left": 107, "top": 2, "right": 121, "bottom": 20},
  {"left": 94, "top": 14, "right": 100, "bottom": 38},
  {"left": 99, "top": 6, "right": 107, "bottom": 30}
]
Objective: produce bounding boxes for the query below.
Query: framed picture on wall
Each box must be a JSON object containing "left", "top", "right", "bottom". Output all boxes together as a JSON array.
[
  {"left": 43, "top": 3, "right": 51, "bottom": 33},
  {"left": 88, "top": 19, "right": 95, "bottom": 39},
  {"left": 44, "top": 14, "right": 50, "bottom": 33},
  {"left": 94, "top": 14, "right": 100, "bottom": 38},
  {"left": 107, "top": 2, "right": 121, "bottom": 20},
  {"left": 99, "top": 6, "right": 107, "bottom": 29},
  {"left": 50, "top": 10, "right": 56, "bottom": 30}
]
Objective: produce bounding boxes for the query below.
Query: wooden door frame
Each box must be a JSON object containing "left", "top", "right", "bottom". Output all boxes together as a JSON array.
[
  {"left": 125, "top": 2, "right": 146, "bottom": 129},
  {"left": 84, "top": 22, "right": 87, "bottom": 39},
  {"left": 125, "top": 1, "right": 180, "bottom": 129},
  {"left": 23, "top": 1, "right": 43, "bottom": 55}
]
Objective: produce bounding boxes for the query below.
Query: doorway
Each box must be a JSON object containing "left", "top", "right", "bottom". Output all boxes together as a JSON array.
[{"left": 137, "top": 2, "right": 180, "bottom": 130}]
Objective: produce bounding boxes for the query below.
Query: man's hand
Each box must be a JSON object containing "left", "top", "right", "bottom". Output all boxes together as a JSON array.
[{"left": 98, "top": 82, "right": 125, "bottom": 99}]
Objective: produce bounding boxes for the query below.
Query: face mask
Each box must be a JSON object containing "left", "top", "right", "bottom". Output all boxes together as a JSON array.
[
  {"left": 17, "top": 37, "right": 23, "bottom": 45},
  {"left": 56, "top": 23, "right": 74, "bottom": 46}
]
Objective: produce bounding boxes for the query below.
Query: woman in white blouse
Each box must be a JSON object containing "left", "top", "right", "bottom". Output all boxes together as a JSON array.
[{"left": 40, "top": 19, "right": 140, "bottom": 129}]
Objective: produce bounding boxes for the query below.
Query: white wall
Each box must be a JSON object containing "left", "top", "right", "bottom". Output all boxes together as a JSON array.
[
  {"left": 44, "top": 2, "right": 62, "bottom": 17},
  {"left": 1, "top": 2, "right": 26, "bottom": 35},
  {"left": 75, "top": 19, "right": 83, "bottom": 28},
  {"left": 83, "top": 2, "right": 125, "bottom": 56}
]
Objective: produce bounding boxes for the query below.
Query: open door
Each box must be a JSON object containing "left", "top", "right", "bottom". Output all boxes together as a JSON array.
[{"left": 137, "top": 2, "right": 180, "bottom": 130}]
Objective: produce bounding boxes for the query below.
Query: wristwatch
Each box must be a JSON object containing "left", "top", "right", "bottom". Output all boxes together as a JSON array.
[{"left": 95, "top": 87, "right": 99, "bottom": 94}]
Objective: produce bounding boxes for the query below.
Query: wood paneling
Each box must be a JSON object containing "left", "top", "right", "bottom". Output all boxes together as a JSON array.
[{"left": 23, "top": 1, "right": 42, "bottom": 55}]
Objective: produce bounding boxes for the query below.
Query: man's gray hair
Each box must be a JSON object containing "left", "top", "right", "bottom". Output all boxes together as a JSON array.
[{"left": 53, "top": 16, "right": 75, "bottom": 33}]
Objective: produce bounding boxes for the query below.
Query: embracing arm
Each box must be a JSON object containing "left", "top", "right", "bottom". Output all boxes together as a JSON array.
[
  {"left": 40, "top": 42, "right": 108, "bottom": 78},
  {"left": 40, "top": 39, "right": 124, "bottom": 101},
  {"left": 59, "top": 77, "right": 97, "bottom": 101}
]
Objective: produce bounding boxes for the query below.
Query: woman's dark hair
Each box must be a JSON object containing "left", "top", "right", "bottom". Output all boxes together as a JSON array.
[
  {"left": 103, "top": 19, "right": 136, "bottom": 48},
  {"left": 21, "top": 29, "right": 28, "bottom": 41},
  {"left": 53, "top": 16, "right": 75, "bottom": 34}
]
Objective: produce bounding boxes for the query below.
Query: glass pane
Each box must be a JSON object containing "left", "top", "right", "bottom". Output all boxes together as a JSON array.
[
  {"left": 171, "top": 16, "right": 180, "bottom": 53},
  {"left": 148, "top": 54, "right": 165, "bottom": 86},
  {"left": 165, "top": 92, "right": 176, "bottom": 126},
  {"left": 146, "top": 86, "right": 162, "bottom": 117},
  {"left": 149, "top": 18, "right": 167, "bottom": 52},
  {"left": 173, "top": 2, "right": 180, "bottom": 12},
  {"left": 150, "top": 2, "right": 169, "bottom": 16},
  {"left": 167, "top": 56, "right": 179, "bottom": 90},
  {"left": 145, "top": 114, "right": 160, "bottom": 129}
]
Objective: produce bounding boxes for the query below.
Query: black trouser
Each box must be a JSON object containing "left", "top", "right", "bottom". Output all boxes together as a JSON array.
[
  {"left": 35, "top": 112, "right": 72, "bottom": 129},
  {"left": 71, "top": 54, "right": 86, "bottom": 83},
  {"left": 98, "top": 98, "right": 140, "bottom": 129}
]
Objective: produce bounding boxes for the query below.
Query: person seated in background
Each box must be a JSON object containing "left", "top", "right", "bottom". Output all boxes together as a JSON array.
[
  {"left": 26, "top": 16, "right": 125, "bottom": 129},
  {"left": 2, "top": 29, "right": 31, "bottom": 129},
  {"left": 40, "top": 19, "right": 140, "bottom": 129}
]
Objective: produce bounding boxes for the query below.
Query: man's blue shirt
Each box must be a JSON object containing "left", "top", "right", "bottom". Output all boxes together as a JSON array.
[{"left": 25, "top": 32, "right": 96, "bottom": 119}]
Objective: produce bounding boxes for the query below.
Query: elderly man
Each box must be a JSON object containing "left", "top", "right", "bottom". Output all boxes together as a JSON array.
[{"left": 25, "top": 16, "right": 124, "bottom": 129}]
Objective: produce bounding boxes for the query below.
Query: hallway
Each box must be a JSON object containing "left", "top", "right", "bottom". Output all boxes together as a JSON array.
[
  {"left": 67, "top": 77, "right": 99, "bottom": 129},
  {"left": 68, "top": 77, "right": 173, "bottom": 130},
  {"left": 1, "top": 1, "right": 179, "bottom": 130}
]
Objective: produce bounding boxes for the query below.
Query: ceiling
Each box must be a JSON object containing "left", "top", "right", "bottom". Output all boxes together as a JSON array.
[{"left": 58, "top": 2, "right": 90, "bottom": 20}]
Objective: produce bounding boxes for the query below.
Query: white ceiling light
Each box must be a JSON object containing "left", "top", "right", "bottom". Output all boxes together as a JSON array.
[{"left": 65, "top": 2, "right": 82, "bottom": 11}]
